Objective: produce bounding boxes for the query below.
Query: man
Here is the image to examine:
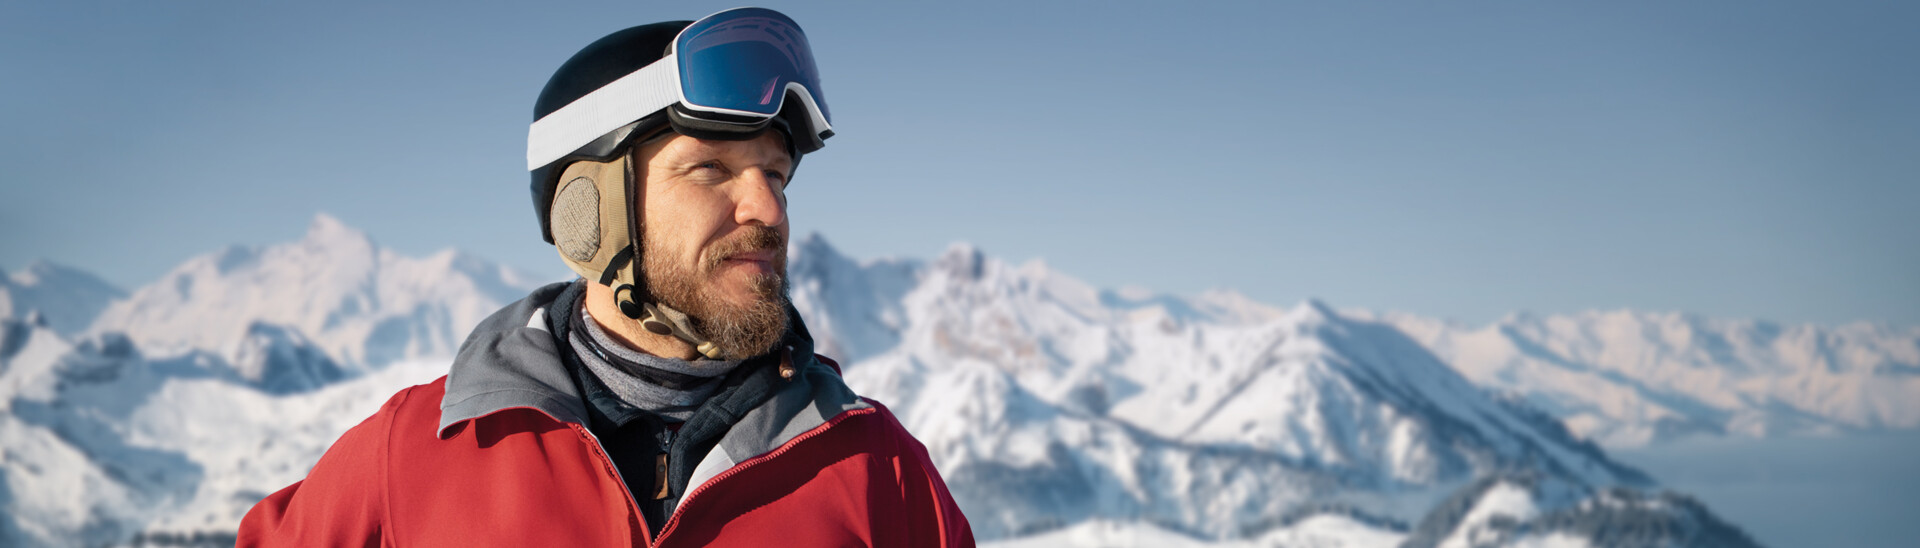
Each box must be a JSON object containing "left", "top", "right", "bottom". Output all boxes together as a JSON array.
[{"left": 238, "top": 8, "right": 973, "bottom": 546}]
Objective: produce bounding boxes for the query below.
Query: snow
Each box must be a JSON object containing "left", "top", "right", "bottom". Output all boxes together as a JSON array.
[
  {"left": 979, "top": 516, "right": 1405, "bottom": 548},
  {"left": 0, "top": 218, "right": 1802, "bottom": 546},
  {"left": 786, "top": 232, "right": 920, "bottom": 364},
  {"left": 1267, "top": 514, "right": 1408, "bottom": 548},
  {"left": 88, "top": 213, "right": 542, "bottom": 369},
  {"left": 133, "top": 358, "right": 448, "bottom": 534},
  {"left": 1437, "top": 482, "right": 1539, "bottom": 548},
  {"left": 1380, "top": 309, "right": 1920, "bottom": 447},
  {"left": 1507, "top": 532, "right": 1592, "bottom": 548},
  {"left": 0, "top": 309, "right": 450, "bottom": 545},
  {"left": 831, "top": 241, "right": 1646, "bottom": 539}
]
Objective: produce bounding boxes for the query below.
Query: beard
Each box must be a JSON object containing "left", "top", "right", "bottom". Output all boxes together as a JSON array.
[{"left": 640, "top": 225, "right": 790, "bottom": 360}]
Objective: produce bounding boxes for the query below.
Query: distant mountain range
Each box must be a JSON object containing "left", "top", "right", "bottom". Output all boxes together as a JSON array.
[
  {"left": 1375, "top": 309, "right": 1920, "bottom": 448},
  {"left": 86, "top": 214, "right": 544, "bottom": 370},
  {"left": 5, "top": 214, "right": 1904, "bottom": 546}
]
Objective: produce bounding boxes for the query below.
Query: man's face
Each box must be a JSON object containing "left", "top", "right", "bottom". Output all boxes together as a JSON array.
[{"left": 634, "top": 131, "right": 794, "bottom": 360}]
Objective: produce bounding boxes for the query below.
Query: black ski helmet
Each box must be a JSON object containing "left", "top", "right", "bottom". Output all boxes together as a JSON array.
[
  {"left": 529, "top": 21, "right": 682, "bottom": 245},
  {"left": 529, "top": 19, "right": 823, "bottom": 244}
]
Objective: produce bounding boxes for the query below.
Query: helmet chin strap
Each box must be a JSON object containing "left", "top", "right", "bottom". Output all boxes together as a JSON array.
[
  {"left": 618, "top": 286, "right": 721, "bottom": 357},
  {"left": 611, "top": 257, "right": 723, "bottom": 359}
]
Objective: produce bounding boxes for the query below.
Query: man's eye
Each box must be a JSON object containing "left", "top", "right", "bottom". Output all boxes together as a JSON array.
[{"left": 689, "top": 162, "right": 728, "bottom": 182}]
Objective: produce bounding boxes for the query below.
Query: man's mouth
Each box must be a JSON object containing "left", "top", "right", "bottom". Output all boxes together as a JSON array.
[
  {"left": 723, "top": 249, "right": 779, "bottom": 265},
  {"left": 716, "top": 248, "right": 781, "bottom": 276},
  {"left": 703, "top": 226, "right": 787, "bottom": 276}
]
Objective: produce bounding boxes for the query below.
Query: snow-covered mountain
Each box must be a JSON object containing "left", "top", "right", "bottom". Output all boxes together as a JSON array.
[
  {"left": 0, "top": 313, "right": 447, "bottom": 547},
  {"left": 0, "top": 260, "right": 126, "bottom": 336},
  {"left": 980, "top": 474, "right": 1763, "bottom": 548},
  {"left": 2, "top": 215, "right": 549, "bottom": 547},
  {"left": 786, "top": 233, "right": 921, "bottom": 363},
  {"left": 89, "top": 214, "right": 545, "bottom": 370},
  {"left": 1378, "top": 311, "right": 1920, "bottom": 447},
  {"left": 1397, "top": 471, "right": 1760, "bottom": 548},
  {"left": 804, "top": 241, "right": 1650, "bottom": 540},
  {"left": 0, "top": 219, "right": 1804, "bottom": 547}
]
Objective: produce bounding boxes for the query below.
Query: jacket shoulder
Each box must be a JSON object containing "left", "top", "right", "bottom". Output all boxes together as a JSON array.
[
  {"left": 236, "top": 379, "right": 443, "bottom": 547},
  {"left": 860, "top": 399, "right": 976, "bottom": 546},
  {"left": 661, "top": 397, "right": 974, "bottom": 547}
]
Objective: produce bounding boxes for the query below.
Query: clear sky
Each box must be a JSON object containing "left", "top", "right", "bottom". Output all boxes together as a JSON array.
[{"left": 2, "top": 1, "right": 1915, "bottom": 327}]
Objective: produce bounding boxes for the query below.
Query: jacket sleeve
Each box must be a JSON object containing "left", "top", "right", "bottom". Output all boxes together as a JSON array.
[
  {"left": 899, "top": 448, "right": 975, "bottom": 547},
  {"left": 877, "top": 404, "right": 975, "bottom": 547},
  {"left": 236, "top": 386, "right": 411, "bottom": 547}
]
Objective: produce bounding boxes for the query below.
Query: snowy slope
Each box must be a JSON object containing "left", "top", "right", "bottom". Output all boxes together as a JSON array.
[
  {"left": 3, "top": 216, "right": 547, "bottom": 547},
  {"left": 981, "top": 515, "right": 1408, "bottom": 548},
  {"left": 786, "top": 233, "right": 921, "bottom": 364},
  {"left": 89, "top": 214, "right": 544, "bottom": 370},
  {"left": 1380, "top": 310, "right": 1920, "bottom": 447},
  {"left": 0, "top": 261, "right": 126, "bottom": 336},
  {"left": 1399, "top": 472, "right": 1762, "bottom": 548},
  {"left": 0, "top": 315, "right": 446, "bottom": 548},
  {"left": 0, "top": 322, "right": 214, "bottom": 547}
]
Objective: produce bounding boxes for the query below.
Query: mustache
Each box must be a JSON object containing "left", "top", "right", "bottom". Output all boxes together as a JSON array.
[{"left": 703, "top": 226, "right": 786, "bottom": 269}]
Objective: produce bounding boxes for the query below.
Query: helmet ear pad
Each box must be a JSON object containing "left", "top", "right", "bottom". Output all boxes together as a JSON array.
[{"left": 550, "top": 155, "right": 639, "bottom": 291}]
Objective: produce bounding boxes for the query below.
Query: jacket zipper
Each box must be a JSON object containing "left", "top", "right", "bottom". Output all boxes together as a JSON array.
[
  {"left": 571, "top": 423, "right": 654, "bottom": 546},
  {"left": 648, "top": 405, "right": 879, "bottom": 544}
]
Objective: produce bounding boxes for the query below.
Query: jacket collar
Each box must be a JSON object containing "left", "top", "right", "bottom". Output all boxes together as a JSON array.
[
  {"left": 435, "top": 280, "right": 872, "bottom": 471},
  {"left": 437, "top": 281, "right": 588, "bottom": 438}
]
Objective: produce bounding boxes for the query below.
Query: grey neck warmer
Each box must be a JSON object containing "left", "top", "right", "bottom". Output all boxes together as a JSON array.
[{"left": 569, "top": 301, "right": 743, "bottom": 422}]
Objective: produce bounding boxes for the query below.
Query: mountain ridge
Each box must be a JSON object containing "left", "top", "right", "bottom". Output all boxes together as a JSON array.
[
  {"left": 0, "top": 217, "right": 1866, "bottom": 546},
  {"left": 1374, "top": 308, "right": 1920, "bottom": 447},
  {"left": 86, "top": 213, "right": 544, "bottom": 370},
  {"left": 0, "top": 260, "right": 126, "bottom": 337}
]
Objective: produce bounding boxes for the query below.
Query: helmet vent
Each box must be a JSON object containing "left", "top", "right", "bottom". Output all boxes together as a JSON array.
[{"left": 552, "top": 176, "right": 602, "bottom": 262}]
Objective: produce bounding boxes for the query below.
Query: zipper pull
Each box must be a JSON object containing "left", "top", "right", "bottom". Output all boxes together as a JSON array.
[
  {"left": 652, "top": 425, "right": 676, "bottom": 500},
  {"left": 779, "top": 345, "right": 798, "bottom": 380},
  {"left": 652, "top": 453, "right": 670, "bottom": 500}
]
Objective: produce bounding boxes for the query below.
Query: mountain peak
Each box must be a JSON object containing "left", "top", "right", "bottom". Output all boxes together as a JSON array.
[
  {"left": 0, "top": 260, "right": 126, "bottom": 335},
  {"left": 8, "top": 260, "right": 118, "bottom": 293},
  {"left": 88, "top": 214, "right": 542, "bottom": 368},
  {"left": 14, "top": 260, "right": 57, "bottom": 285},
  {"left": 933, "top": 242, "right": 986, "bottom": 281},
  {"left": 303, "top": 213, "right": 373, "bottom": 248},
  {"left": 1285, "top": 298, "right": 1339, "bottom": 324},
  {"left": 795, "top": 231, "right": 844, "bottom": 259},
  {"left": 939, "top": 241, "right": 982, "bottom": 258}
]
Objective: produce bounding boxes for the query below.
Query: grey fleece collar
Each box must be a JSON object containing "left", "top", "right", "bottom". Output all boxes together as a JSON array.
[{"left": 437, "top": 282, "right": 588, "bottom": 437}]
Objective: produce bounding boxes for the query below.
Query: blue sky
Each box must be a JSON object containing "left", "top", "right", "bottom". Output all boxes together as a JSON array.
[{"left": 2, "top": 1, "right": 1915, "bottom": 326}]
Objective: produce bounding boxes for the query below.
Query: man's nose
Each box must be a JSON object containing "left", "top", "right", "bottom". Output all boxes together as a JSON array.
[{"left": 733, "top": 169, "right": 787, "bottom": 228}]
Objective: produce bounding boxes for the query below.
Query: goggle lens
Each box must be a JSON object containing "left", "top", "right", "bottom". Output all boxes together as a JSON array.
[{"left": 676, "top": 8, "right": 831, "bottom": 123}]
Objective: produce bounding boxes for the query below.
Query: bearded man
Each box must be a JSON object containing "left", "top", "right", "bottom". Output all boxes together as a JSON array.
[{"left": 238, "top": 8, "right": 973, "bottom": 547}]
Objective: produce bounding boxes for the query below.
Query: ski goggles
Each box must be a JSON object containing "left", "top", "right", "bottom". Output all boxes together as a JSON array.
[{"left": 526, "top": 7, "right": 834, "bottom": 170}]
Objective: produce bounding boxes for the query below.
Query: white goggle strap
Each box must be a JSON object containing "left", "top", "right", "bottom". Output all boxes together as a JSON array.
[{"left": 526, "top": 52, "right": 681, "bottom": 171}]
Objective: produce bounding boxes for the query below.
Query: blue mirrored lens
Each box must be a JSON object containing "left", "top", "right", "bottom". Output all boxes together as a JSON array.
[{"left": 676, "top": 8, "right": 830, "bottom": 122}]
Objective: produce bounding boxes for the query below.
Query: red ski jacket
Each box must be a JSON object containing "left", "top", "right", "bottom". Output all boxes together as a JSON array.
[{"left": 237, "top": 284, "right": 973, "bottom": 547}]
